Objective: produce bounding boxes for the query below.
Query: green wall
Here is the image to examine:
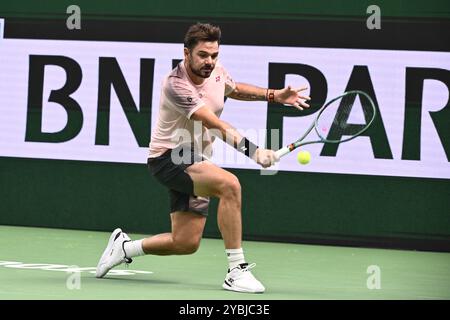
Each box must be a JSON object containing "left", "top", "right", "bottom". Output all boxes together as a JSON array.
[
  {"left": 1, "top": 157, "right": 449, "bottom": 250},
  {"left": 1, "top": 0, "right": 450, "bottom": 20}
]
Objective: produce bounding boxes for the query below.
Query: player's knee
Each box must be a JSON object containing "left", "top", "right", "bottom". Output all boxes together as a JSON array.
[
  {"left": 174, "top": 238, "right": 201, "bottom": 254},
  {"left": 185, "top": 241, "right": 201, "bottom": 254},
  {"left": 220, "top": 175, "right": 241, "bottom": 199},
  {"left": 179, "top": 241, "right": 200, "bottom": 254}
]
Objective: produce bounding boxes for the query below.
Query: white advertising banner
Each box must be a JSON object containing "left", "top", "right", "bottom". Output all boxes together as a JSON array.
[{"left": 0, "top": 39, "right": 449, "bottom": 179}]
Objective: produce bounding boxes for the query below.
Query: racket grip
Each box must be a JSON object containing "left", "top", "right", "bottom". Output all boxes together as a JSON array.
[{"left": 274, "top": 147, "right": 291, "bottom": 161}]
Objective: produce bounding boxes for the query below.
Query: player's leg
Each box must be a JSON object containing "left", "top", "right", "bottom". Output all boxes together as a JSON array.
[
  {"left": 185, "top": 160, "right": 242, "bottom": 249},
  {"left": 96, "top": 147, "right": 264, "bottom": 292},
  {"left": 120, "top": 161, "right": 239, "bottom": 257},
  {"left": 96, "top": 210, "right": 206, "bottom": 278},
  {"left": 98, "top": 188, "right": 208, "bottom": 268},
  {"left": 185, "top": 160, "right": 265, "bottom": 293},
  {"left": 96, "top": 147, "right": 211, "bottom": 278},
  {"left": 130, "top": 159, "right": 244, "bottom": 257},
  {"left": 141, "top": 211, "right": 206, "bottom": 255}
]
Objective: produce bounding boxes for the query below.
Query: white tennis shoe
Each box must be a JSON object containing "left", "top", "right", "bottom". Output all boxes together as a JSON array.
[
  {"left": 222, "top": 263, "right": 265, "bottom": 293},
  {"left": 96, "top": 228, "right": 132, "bottom": 278}
]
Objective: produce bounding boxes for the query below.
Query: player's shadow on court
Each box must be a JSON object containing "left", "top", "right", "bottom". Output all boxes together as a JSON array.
[
  {"left": 102, "top": 275, "right": 226, "bottom": 290},
  {"left": 89, "top": 276, "right": 181, "bottom": 286}
]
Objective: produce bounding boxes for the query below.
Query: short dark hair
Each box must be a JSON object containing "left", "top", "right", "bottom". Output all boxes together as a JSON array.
[{"left": 184, "top": 23, "right": 221, "bottom": 50}]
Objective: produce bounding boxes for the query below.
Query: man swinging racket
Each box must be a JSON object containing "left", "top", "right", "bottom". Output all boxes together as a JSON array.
[{"left": 96, "top": 22, "right": 310, "bottom": 293}]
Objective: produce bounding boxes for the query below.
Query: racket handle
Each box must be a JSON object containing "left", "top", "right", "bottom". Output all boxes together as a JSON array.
[{"left": 274, "top": 147, "right": 291, "bottom": 161}]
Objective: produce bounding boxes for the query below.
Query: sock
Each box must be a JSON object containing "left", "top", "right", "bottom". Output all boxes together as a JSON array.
[
  {"left": 123, "top": 239, "right": 145, "bottom": 258},
  {"left": 226, "top": 248, "right": 246, "bottom": 270}
]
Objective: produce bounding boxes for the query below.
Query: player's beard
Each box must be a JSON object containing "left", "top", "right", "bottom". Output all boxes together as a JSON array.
[{"left": 189, "top": 60, "right": 214, "bottom": 78}]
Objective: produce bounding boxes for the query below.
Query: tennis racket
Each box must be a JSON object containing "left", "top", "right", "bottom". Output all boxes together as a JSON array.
[{"left": 275, "top": 90, "right": 376, "bottom": 160}]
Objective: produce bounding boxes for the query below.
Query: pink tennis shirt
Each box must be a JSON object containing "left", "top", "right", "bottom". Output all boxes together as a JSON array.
[{"left": 148, "top": 60, "right": 236, "bottom": 159}]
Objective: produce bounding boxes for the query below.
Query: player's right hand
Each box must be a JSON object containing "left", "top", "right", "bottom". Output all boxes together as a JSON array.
[{"left": 252, "top": 148, "right": 277, "bottom": 168}]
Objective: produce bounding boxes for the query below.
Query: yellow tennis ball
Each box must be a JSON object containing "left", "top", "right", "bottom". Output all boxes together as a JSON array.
[{"left": 297, "top": 150, "right": 311, "bottom": 165}]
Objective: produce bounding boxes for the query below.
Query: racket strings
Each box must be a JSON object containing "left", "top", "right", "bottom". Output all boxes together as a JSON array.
[
  {"left": 335, "top": 92, "right": 355, "bottom": 131},
  {"left": 317, "top": 92, "right": 375, "bottom": 142}
]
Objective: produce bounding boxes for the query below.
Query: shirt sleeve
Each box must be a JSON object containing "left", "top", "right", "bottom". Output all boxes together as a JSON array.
[
  {"left": 164, "top": 79, "right": 205, "bottom": 119},
  {"left": 222, "top": 67, "right": 236, "bottom": 96}
]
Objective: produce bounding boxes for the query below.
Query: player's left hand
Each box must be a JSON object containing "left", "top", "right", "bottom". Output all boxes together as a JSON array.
[{"left": 275, "top": 85, "right": 311, "bottom": 110}]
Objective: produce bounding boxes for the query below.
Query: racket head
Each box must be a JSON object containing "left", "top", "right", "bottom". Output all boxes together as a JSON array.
[{"left": 314, "top": 90, "right": 376, "bottom": 143}]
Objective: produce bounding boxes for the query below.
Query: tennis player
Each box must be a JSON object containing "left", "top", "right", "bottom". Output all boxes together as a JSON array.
[{"left": 96, "top": 23, "right": 310, "bottom": 293}]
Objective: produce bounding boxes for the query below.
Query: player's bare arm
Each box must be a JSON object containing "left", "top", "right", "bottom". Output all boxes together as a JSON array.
[
  {"left": 191, "top": 106, "right": 276, "bottom": 168},
  {"left": 191, "top": 106, "right": 241, "bottom": 145},
  {"left": 226, "top": 83, "right": 267, "bottom": 101},
  {"left": 227, "top": 83, "right": 311, "bottom": 110}
]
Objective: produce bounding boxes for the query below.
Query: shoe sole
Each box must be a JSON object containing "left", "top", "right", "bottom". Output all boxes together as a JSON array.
[
  {"left": 96, "top": 228, "right": 122, "bottom": 278},
  {"left": 222, "top": 282, "right": 265, "bottom": 294}
]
